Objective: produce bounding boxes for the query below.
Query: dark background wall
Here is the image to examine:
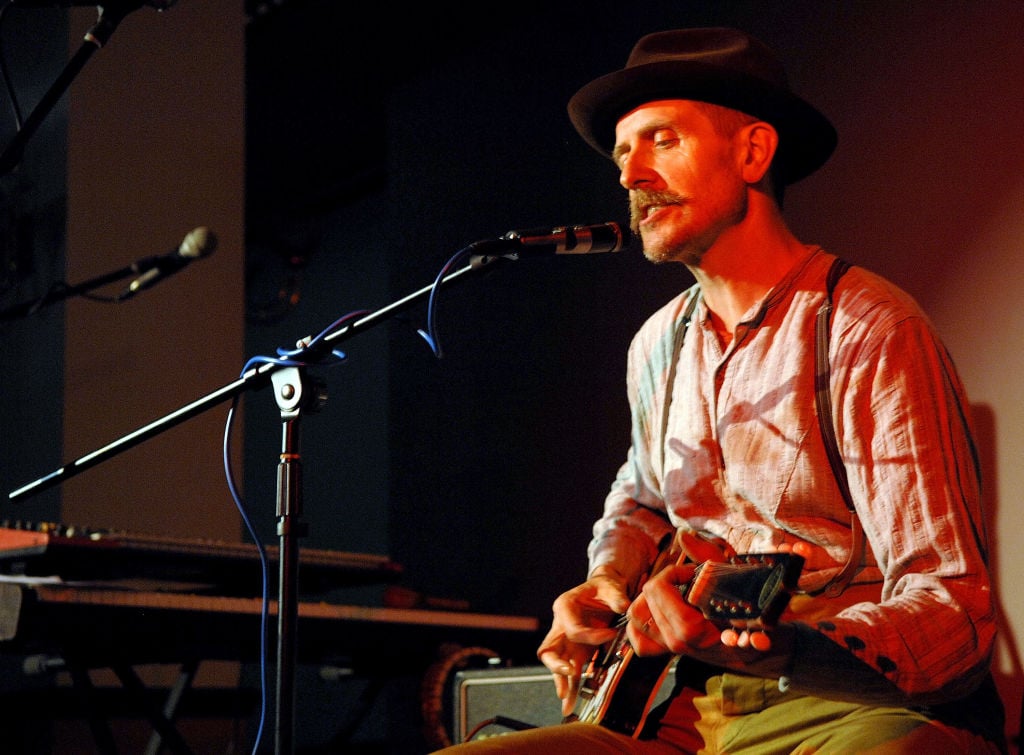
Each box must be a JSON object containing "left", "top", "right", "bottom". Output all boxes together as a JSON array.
[
  {"left": 0, "top": 8, "right": 68, "bottom": 524},
  {"left": 242, "top": 1, "right": 1024, "bottom": 748},
  {"left": 0, "top": 1, "right": 1021, "bottom": 752},
  {"left": 240, "top": 1, "right": 1024, "bottom": 747}
]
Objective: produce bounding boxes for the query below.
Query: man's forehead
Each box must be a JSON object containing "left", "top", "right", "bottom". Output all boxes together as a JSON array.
[
  {"left": 614, "top": 100, "right": 714, "bottom": 139},
  {"left": 616, "top": 99, "right": 717, "bottom": 128}
]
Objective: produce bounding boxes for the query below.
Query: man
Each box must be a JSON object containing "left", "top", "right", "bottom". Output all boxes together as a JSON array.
[{"left": 440, "top": 28, "right": 1006, "bottom": 753}]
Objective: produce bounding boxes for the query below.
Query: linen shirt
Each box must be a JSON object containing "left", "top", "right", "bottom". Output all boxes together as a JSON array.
[{"left": 588, "top": 247, "right": 996, "bottom": 701}]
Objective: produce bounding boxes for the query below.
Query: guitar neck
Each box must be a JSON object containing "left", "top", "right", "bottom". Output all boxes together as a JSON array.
[{"left": 685, "top": 552, "right": 803, "bottom": 628}]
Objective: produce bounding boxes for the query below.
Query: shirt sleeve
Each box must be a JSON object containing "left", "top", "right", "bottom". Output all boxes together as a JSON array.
[{"left": 806, "top": 279, "right": 997, "bottom": 702}]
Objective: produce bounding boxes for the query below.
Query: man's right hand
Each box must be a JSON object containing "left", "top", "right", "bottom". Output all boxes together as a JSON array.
[{"left": 536, "top": 572, "right": 631, "bottom": 716}]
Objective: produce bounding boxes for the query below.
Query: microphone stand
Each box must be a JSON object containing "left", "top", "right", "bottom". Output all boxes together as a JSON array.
[
  {"left": 7, "top": 250, "right": 505, "bottom": 754},
  {"left": 0, "top": 3, "right": 138, "bottom": 176},
  {"left": 0, "top": 257, "right": 145, "bottom": 322}
]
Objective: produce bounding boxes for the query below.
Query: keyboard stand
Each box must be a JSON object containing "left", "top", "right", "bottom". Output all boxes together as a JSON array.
[
  {"left": 60, "top": 657, "right": 200, "bottom": 755},
  {"left": 142, "top": 660, "right": 199, "bottom": 755}
]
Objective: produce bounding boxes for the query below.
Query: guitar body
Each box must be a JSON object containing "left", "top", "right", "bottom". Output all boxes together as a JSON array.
[
  {"left": 567, "top": 547, "right": 804, "bottom": 737},
  {"left": 566, "top": 628, "right": 675, "bottom": 736}
]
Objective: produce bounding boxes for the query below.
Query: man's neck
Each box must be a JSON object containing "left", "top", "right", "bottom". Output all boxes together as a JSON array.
[{"left": 690, "top": 204, "right": 807, "bottom": 335}]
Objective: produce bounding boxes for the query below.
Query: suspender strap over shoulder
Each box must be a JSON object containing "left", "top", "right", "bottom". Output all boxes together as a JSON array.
[
  {"left": 811, "top": 257, "right": 865, "bottom": 597},
  {"left": 815, "top": 258, "right": 852, "bottom": 508},
  {"left": 659, "top": 290, "right": 700, "bottom": 475}
]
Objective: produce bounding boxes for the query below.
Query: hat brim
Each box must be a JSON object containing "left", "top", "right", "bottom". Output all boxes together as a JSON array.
[{"left": 568, "top": 60, "right": 837, "bottom": 184}]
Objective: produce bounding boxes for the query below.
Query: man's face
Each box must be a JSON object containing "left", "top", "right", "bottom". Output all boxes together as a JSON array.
[{"left": 612, "top": 100, "right": 749, "bottom": 266}]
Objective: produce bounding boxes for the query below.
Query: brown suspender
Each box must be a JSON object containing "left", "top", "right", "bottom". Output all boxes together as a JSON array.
[{"left": 810, "top": 257, "right": 864, "bottom": 597}]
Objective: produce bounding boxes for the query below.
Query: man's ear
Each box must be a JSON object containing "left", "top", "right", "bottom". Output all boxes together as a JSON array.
[{"left": 738, "top": 121, "right": 779, "bottom": 184}]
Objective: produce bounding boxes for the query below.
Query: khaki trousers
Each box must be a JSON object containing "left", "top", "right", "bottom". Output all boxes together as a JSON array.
[{"left": 437, "top": 671, "right": 1002, "bottom": 754}]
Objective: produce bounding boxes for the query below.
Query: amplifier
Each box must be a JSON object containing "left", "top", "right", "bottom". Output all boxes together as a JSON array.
[
  {"left": 452, "top": 666, "right": 561, "bottom": 743},
  {"left": 451, "top": 663, "right": 677, "bottom": 743}
]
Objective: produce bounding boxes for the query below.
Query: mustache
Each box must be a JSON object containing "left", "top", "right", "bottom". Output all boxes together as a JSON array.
[{"left": 629, "top": 190, "right": 685, "bottom": 229}]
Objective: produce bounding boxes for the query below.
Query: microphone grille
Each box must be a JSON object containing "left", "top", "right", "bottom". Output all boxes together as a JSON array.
[{"left": 180, "top": 227, "right": 218, "bottom": 259}]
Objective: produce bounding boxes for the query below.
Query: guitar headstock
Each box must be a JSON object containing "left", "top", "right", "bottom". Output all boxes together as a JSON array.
[{"left": 682, "top": 552, "right": 804, "bottom": 629}]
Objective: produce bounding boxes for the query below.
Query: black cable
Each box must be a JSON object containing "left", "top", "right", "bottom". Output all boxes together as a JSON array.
[{"left": 464, "top": 715, "right": 537, "bottom": 742}]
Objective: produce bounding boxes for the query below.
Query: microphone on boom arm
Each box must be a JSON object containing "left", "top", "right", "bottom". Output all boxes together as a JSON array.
[
  {"left": 116, "top": 226, "right": 217, "bottom": 301},
  {"left": 489, "top": 221, "right": 626, "bottom": 259}
]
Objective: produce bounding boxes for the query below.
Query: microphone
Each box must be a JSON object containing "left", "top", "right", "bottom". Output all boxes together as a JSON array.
[
  {"left": 117, "top": 226, "right": 217, "bottom": 301},
  {"left": 496, "top": 221, "right": 625, "bottom": 258}
]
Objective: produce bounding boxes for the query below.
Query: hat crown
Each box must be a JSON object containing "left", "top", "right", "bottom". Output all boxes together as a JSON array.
[
  {"left": 566, "top": 27, "right": 836, "bottom": 184},
  {"left": 626, "top": 28, "right": 788, "bottom": 90}
]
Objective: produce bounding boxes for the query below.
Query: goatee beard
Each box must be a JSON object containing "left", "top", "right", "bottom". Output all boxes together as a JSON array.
[{"left": 629, "top": 191, "right": 702, "bottom": 265}]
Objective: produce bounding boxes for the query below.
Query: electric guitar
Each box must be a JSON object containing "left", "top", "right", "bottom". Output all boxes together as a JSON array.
[{"left": 565, "top": 535, "right": 804, "bottom": 737}]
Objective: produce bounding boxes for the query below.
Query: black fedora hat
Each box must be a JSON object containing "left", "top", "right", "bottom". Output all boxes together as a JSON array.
[{"left": 567, "top": 28, "right": 837, "bottom": 184}]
